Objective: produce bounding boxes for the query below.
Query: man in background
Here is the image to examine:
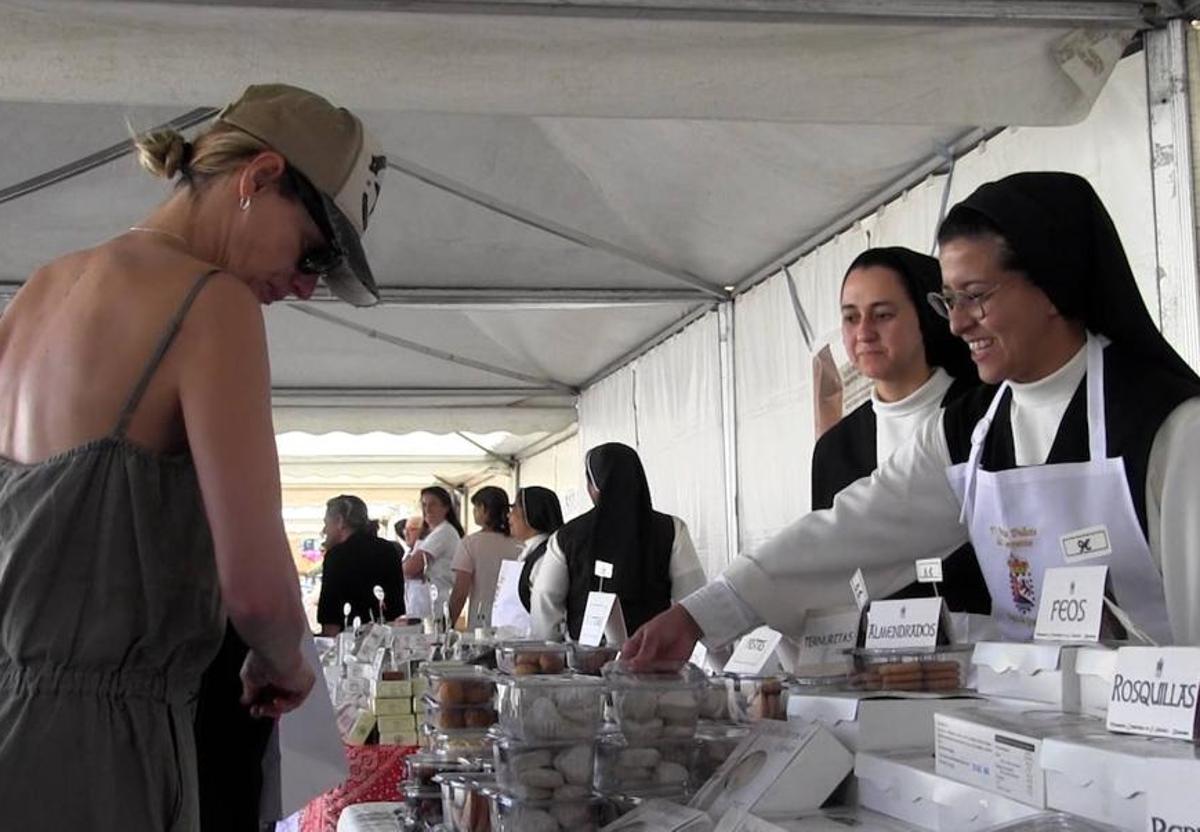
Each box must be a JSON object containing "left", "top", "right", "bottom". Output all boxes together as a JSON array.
[{"left": 317, "top": 495, "right": 405, "bottom": 635}]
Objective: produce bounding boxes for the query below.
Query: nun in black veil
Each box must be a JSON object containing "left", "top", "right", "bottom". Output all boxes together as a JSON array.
[
  {"left": 811, "top": 246, "right": 988, "bottom": 614},
  {"left": 624, "top": 171, "right": 1200, "bottom": 666},
  {"left": 529, "top": 442, "right": 707, "bottom": 641}
]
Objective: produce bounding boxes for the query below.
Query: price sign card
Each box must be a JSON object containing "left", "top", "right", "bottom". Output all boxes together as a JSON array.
[
  {"left": 724, "top": 626, "right": 784, "bottom": 675},
  {"left": 579, "top": 591, "right": 625, "bottom": 647},
  {"left": 1033, "top": 565, "right": 1108, "bottom": 643},
  {"left": 795, "top": 608, "right": 860, "bottom": 666},
  {"left": 1107, "top": 646, "right": 1200, "bottom": 741},
  {"left": 850, "top": 568, "right": 870, "bottom": 611},
  {"left": 915, "top": 558, "right": 944, "bottom": 583},
  {"left": 864, "top": 598, "right": 942, "bottom": 649}
]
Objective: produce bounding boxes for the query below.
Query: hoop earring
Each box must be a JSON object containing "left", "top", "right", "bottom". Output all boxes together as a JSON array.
[{"left": 239, "top": 195, "right": 251, "bottom": 211}]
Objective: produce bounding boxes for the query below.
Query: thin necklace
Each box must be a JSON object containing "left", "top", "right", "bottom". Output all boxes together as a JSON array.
[{"left": 128, "top": 225, "right": 188, "bottom": 246}]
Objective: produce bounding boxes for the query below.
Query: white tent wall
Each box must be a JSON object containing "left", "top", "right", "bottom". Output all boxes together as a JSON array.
[
  {"left": 633, "top": 313, "right": 728, "bottom": 582},
  {"left": 514, "top": 433, "right": 589, "bottom": 521},
  {"left": 578, "top": 50, "right": 1171, "bottom": 569}
]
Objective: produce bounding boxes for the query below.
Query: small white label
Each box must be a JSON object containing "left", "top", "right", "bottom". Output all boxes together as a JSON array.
[
  {"left": 915, "top": 558, "right": 944, "bottom": 583},
  {"left": 850, "top": 568, "right": 869, "bottom": 611},
  {"left": 594, "top": 560, "right": 614, "bottom": 579},
  {"left": 1033, "top": 565, "right": 1108, "bottom": 643},
  {"left": 724, "top": 626, "right": 784, "bottom": 676},
  {"left": 1145, "top": 759, "right": 1199, "bottom": 832},
  {"left": 795, "top": 609, "right": 860, "bottom": 666},
  {"left": 935, "top": 714, "right": 1044, "bottom": 807},
  {"left": 578, "top": 591, "right": 621, "bottom": 647},
  {"left": 1107, "top": 646, "right": 1200, "bottom": 741},
  {"left": 1060, "top": 524, "right": 1113, "bottom": 562},
  {"left": 864, "top": 597, "right": 942, "bottom": 649}
]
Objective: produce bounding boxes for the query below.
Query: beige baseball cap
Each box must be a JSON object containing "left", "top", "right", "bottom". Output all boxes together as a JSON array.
[{"left": 217, "top": 83, "right": 385, "bottom": 306}]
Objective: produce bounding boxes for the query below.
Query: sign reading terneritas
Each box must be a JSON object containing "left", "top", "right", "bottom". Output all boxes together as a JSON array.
[
  {"left": 864, "top": 598, "right": 942, "bottom": 650},
  {"left": 1106, "top": 647, "right": 1200, "bottom": 741},
  {"left": 795, "top": 608, "right": 860, "bottom": 666}
]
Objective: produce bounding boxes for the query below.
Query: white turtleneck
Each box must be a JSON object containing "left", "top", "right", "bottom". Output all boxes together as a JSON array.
[
  {"left": 683, "top": 337, "right": 1200, "bottom": 647},
  {"left": 872, "top": 367, "right": 956, "bottom": 463}
]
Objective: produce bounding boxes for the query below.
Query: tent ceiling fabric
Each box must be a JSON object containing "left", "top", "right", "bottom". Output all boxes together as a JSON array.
[{"left": 0, "top": 1, "right": 1139, "bottom": 433}]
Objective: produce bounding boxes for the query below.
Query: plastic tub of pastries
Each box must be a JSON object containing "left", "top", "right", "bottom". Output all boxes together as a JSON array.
[
  {"left": 494, "top": 674, "right": 605, "bottom": 741},
  {"left": 402, "top": 782, "right": 444, "bottom": 828},
  {"left": 425, "top": 725, "right": 494, "bottom": 758},
  {"left": 602, "top": 660, "right": 707, "bottom": 740},
  {"left": 594, "top": 732, "right": 699, "bottom": 793},
  {"left": 491, "top": 735, "right": 596, "bottom": 797},
  {"left": 421, "top": 695, "right": 498, "bottom": 731},
  {"left": 488, "top": 792, "right": 609, "bottom": 832},
  {"left": 496, "top": 641, "right": 570, "bottom": 676},
  {"left": 403, "top": 751, "right": 480, "bottom": 788},
  {"left": 724, "top": 674, "right": 787, "bottom": 722},
  {"left": 848, "top": 645, "right": 974, "bottom": 692},
  {"left": 564, "top": 643, "right": 621, "bottom": 676},
  {"left": 434, "top": 773, "right": 496, "bottom": 832},
  {"left": 424, "top": 666, "right": 497, "bottom": 708},
  {"left": 697, "top": 676, "right": 732, "bottom": 722}
]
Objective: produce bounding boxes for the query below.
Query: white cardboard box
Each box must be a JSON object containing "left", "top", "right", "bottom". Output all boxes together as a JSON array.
[
  {"left": 691, "top": 722, "right": 853, "bottom": 821},
  {"left": 855, "top": 751, "right": 1043, "bottom": 831},
  {"left": 786, "top": 690, "right": 983, "bottom": 752},
  {"left": 1074, "top": 646, "right": 1117, "bottom": 718},
  {"left": 933, "top": 707, "right": 1104, "bottom": 808},
  {"left": 714, "top": 806, "right": 922, "bottom": 831},
  {"left": 971, "top": 642, "right": 1082, "bottom": 710},
  {"left": 1041, "top": 729, "right": 1200, "bottom": 830}
]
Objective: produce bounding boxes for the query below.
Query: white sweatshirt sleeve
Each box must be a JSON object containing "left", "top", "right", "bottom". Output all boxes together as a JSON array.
[
  {"left": 688, "top": 413, "right": 969, "bottom": 640},
  {"left": 1145, "top": 397, "right": 1200, "bottom": 645}
]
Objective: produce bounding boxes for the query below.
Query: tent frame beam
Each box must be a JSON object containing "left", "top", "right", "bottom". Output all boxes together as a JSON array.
[
  {"left": 120, "top": 0, "right": 1164, "bottom": 27},
  {"left": 272, "top": 386, "right": 567, "bottom": 399}
]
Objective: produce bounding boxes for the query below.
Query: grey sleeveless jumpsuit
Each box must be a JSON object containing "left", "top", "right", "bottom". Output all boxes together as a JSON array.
[{"left": 0, "top": 271, "right": 226, "bottom": 830}]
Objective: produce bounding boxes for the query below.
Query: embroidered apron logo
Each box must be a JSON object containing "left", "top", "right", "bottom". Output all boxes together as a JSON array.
[{"left": 1007, "top": 553, "right": 1036, "bottom": 614}]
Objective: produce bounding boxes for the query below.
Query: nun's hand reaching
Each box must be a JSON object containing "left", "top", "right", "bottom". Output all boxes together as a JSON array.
[{"left": 622, "top": 603, "right": 703, "bottom": 670}]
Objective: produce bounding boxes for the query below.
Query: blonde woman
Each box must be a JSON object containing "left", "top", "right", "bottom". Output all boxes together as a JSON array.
[{"left": 0, "top": 84, "right": 385, "bottom": 830}]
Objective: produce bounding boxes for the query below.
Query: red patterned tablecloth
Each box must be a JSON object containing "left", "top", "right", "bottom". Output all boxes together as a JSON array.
[{"left": 296, "top": 743, "right": 416, "bottom": 832}]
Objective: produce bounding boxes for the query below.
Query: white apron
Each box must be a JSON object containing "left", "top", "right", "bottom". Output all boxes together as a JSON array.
[
  {"left": 403, "top": 571, "right": 432, "bottom": 620},
  {"left": 946, "top": 335, "right": 1172, "bottom": 643}
]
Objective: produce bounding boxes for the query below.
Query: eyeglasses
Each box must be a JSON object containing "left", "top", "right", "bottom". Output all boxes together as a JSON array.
[
  {"left": 926, "top": 281, "right": 1010, "bottom": 320},
  {"left": 283, "top": 167, "right": 344, "bottom": 277}
]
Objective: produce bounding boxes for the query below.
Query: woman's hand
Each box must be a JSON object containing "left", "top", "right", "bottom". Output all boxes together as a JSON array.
[
  {"left": 621, "top": 603, "right": 703, "bottom": 670},
  {"left": 240, "top": 648, "right": 316, "bottom": 719}
]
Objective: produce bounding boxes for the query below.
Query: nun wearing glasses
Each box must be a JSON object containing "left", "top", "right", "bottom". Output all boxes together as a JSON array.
[
  {"left": 625, "top": 172, "right": 1200, "bottom": 667},
  {"left": 530, "top": 443, "right": 707, "bottom": 641}
]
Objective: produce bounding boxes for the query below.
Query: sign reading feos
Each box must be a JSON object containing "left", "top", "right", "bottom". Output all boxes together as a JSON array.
[
  {"left": 1107, "top": 647, "right": 1200, "bottom": 741},
  {"left": 1033, "top": 565, "right": 1107, "bottom": 643}
]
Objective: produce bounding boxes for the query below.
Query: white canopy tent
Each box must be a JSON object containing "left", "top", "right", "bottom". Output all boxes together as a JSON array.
[{"left": 2, "top": 1, "right": 1197, "bottom": 578}]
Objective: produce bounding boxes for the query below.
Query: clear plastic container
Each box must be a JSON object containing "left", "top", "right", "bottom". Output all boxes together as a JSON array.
[
  {"left": 594, "top": 732, "right": 699, "bottom": 793},
  {"left": 402, "top": 782, "right": 444, "bottom": 828},
  {"left": 697, "top": 676, "right": 732, "bottom": 721},
  {"left": 495, "top": 674, "right": 605, "bottom": 741},
  {"left": 603, "top": 660, "right": 707, "bottom": 739},
  {"left": 434, "top": 773, "right": 496, "bottom": 832},
  {"left": 491, "top": 735, "right": 596, "bottom": 795},
  {"left": 425, "top": 726, "right": 493, "bottom": 757},
  {"left": 488, "top": 792, "right": 608, "bottom": 832},
  {"left": 421, "top": 695, "right": 498, "bottom": 731},
  {"left": 848, "top": 644, "right": 974, "bottom": 692},
  {"left": 977, "top": 813, "right": 1114, "bottom": 831},
  {"left": 694, "top": 722, "right": 751, "bottom": 785},
  {"left": 724, "top": 674, "right": 787, "bottom": 722},
  {"left": 424, "top": 666, "right": 497, "bottom": 708},
  {"left": 565, "top": 643, "right": 620, "bottom": 676},
  {"left": 496, "top": 641, "right": 570, "bottom": 675},
  {"left": 403, "top": 751, "right": 480, "bottom": 788}
]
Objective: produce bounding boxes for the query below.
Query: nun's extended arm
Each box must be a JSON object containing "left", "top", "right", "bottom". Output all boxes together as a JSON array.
[
  {"left": 529, "top": 531, "right": 570, "bottom": 639},
  {"left": 1147, "top": 397, "right": 1200, "bottom": 645},
  {"left": 682, "top": 412, "right": 969, "bottom": 646}
]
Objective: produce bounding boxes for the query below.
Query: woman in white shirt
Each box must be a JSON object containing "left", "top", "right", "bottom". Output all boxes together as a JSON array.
[
  {"left": 531, "top": 443, "right": 707, "bottom": 641},
  {"left": 625, "top": 172, "right": 1200, "bottom": 664},
  {"left": 511, "top": 486, "right": 566, "bottom": 612},
  {"left": 811, "top": 246, "right": 987, "bottom": 613},
  {"left": 448, "top": 486, "right": 522, "bottom": 629},
  {"left": 402, "top": 486, "right": 464, "bottom": 620}
]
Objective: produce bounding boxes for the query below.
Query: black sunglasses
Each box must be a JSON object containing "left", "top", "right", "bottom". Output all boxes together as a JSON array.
[{"left": 282, "top": 167, "right": 344, "bottom": 277}]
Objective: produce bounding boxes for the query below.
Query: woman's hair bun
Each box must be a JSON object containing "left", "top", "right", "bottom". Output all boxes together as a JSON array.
[{"left": 133, "top": 128, "right": 190, "bottom": 180}]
